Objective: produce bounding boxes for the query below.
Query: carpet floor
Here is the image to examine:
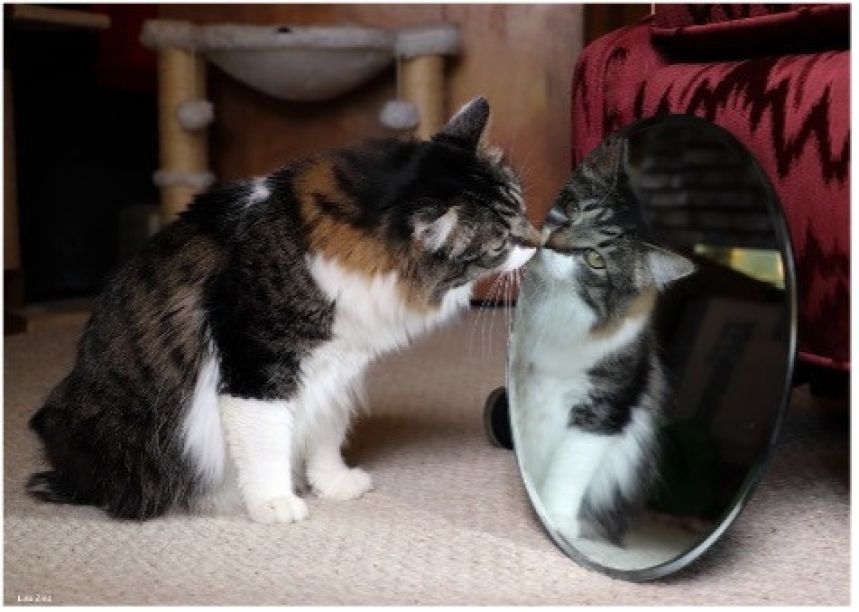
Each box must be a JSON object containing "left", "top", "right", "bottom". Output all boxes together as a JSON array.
[{"left": 4, "top": 310, "right": 850, "bottom": 605}]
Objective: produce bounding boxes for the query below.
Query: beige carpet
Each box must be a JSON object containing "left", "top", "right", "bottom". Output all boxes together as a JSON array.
[{"left": 4, "top": 310, "right": 849, "bottom": 605}]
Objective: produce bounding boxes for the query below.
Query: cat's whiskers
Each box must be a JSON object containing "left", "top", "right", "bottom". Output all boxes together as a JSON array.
[
  {"left": 491, "top": 269, "right": 518, "bottom": 354},
  {"left": 486, "top": 267, "right": 520, "bottom": 357},
  {"left": 503, "top": 272, "right": 513, "bottom": 339},
  {"left": 482, "top": 271, "right": 509, "bottom": 357},
  {"left": 485, "top": 274, "right": 504, "bottom": 355},
  {"left": 468, "top": 271, "right": 506, "bottom": 359},
  {"left": 467, "top": 275, "right": 497, "bottom": 356},
  {"left": 514, "top": 149, "right": 537, "bottom": 190},
  {"left": 506, "top": 270, "right": 518, "bottom": 331}
]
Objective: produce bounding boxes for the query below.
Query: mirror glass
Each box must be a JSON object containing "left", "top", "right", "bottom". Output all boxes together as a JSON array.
[{"left": 507, "top": 115, "right": 795, "bottom": 581}]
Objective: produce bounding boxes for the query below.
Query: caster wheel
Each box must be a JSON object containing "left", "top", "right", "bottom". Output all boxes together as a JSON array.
[{"left": 484, "top": 386, "right": 513, "bottom": 450}]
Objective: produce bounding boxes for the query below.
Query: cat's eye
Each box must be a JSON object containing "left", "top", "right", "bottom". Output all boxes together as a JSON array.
[{"left": 583, "top": 248, "right": 605, "bottom": 269}]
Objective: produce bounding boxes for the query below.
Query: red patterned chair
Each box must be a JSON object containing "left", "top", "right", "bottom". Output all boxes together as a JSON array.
[{"left": 571, "top": 4, "right": 849, "bottom": 377}]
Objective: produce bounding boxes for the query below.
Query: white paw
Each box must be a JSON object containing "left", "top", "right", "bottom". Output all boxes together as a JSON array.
[
  {"left": 541, "top": 500, "right": 581, "bottom": 542},
  {"left": 311, "top": 467, "right": 374, "bottom": 501},
  {"left": 247, "top": 495, "right": 309, "bottom": 524}
]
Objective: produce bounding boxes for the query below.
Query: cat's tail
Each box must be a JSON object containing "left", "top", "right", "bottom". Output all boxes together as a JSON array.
[
  {"left": 27, "top": 402, "right": 93, "bottom": 507},
  {"left": 26, "top": 470, "right": 88, "bottom": 505}
]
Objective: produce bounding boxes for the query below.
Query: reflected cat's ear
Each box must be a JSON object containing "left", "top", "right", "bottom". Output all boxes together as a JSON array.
[
  {"left": 644, "top": 244, "right": 696, "bottom": 289},
  {"left": 571, "top": 134, "right": 631, "bottom": 199},
  {"left": 433, "top": 97, "right": 490, "bottom": 150},
  {"left": 413, "top": 208, "right": 458, "bottom": 252},
  {"left": 605, "top": 136, "right": 630, "bottom": 192}
]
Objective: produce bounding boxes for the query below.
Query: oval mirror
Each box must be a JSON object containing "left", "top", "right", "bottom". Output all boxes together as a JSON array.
[{"left": 504, "top": 115, "right": 796, "bottom": 581}]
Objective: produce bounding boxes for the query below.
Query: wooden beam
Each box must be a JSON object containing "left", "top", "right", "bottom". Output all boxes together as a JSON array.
[{"left": 10, "top": 5, "right": 110, "bottom": 30}]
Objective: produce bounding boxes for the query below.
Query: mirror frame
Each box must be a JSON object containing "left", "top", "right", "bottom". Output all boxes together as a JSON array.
[{"left": 506, "top": 114, "right": 798, "bottom": 582}]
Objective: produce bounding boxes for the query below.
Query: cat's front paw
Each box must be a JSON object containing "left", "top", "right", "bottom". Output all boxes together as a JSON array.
[
  {"left": 541, "top": 498, "right": 582, "bottom": 542},
  {"left": 247, "top": 495, "right": 309, "bottom": 524},
  {"left": 310, "top": 467, "right": 374, "bottom": 501}
]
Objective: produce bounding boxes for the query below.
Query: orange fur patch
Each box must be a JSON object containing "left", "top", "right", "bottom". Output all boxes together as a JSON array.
[
  {"left": 295, "top": 159, "right": 394, "bottom": 276},
  {"left": 589, "top": 288, "right": 656, "bottom": 339},
  {"left": 295, "top": 158, "right": 437, "bottom": 312}
]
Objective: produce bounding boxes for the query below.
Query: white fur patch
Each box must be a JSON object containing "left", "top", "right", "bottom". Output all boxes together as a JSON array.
[
  {"left": 538, "top": 246, "right": 576, "bottom": 281},
  {"left": 247, "top": 177, "right": 270, "bottom": 205},
  {"left": 501, "top": 245, "right": 536, "bottom": 272},
  {"left": 182, "top": 349, "right": 226, "bottom": 488},
  {"left": 307, "top": 254, "right": 472, "bottom": 357}
]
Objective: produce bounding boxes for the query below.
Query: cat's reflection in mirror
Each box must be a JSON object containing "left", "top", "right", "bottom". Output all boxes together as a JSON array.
[{"left": 511, "top": 135, "right": 694, "bottom": 545}]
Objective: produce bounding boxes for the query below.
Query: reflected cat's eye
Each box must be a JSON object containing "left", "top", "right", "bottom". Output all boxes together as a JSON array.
[{"left": 583, "top": 249, "right": 605, "bottom": 269}]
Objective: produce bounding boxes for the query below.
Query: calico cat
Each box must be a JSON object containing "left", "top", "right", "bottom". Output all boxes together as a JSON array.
[
  {"left": 510, "top": 135, "right": 694, "bottom": 544},
  {"left": 29, "top": 97, "right": 542, "bottom": 523}
]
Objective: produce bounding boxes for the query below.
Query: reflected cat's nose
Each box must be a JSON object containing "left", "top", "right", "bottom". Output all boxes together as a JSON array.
[{"left": 516, "top": 219, "right": 545, "bottom": 248}]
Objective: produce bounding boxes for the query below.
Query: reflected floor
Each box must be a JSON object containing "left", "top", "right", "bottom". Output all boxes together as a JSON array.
[{"left": 566, "top": 512, "right": 711, "bottom": 571}]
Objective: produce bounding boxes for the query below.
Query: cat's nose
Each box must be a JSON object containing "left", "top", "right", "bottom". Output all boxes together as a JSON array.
[
  {"left": 517, "top": 220, "right": 545, "bottom": 248},
  {"left": 501, "top": 245, "right": 536, "bottom": 272}
]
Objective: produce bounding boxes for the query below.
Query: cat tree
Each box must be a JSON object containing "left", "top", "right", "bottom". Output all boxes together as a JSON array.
[{"left": 141, "top": 20, "right": 461, "bottom": 220}]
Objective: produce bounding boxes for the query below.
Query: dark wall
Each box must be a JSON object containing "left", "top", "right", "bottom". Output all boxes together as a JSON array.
[
  {"left": 584, "top": 4, "right": 651, "bottom": 44},
  {"left": 7, "top": 20, "right": 159, "bottom": 301}
]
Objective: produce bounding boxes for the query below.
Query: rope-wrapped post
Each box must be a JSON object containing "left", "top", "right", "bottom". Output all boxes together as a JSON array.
[
  {"left": 396, "top": 25, "right": 461, "bottom": 140},
  {"left": 401, "top": 55, "right": 444, "bottom": 139},
  {"left": 141, "top": 20, "right": 214, "bottom": 221}
]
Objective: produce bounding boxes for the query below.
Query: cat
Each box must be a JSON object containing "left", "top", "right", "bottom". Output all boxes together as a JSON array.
[
  {"left": 509, "top": 134, "right": 694, "bottom": 544},
  {"left": 28, "top": 97, "right": 543, "bottom": 523}
]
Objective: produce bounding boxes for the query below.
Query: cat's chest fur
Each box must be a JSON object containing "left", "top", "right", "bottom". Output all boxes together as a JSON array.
[
  {"left": 307, "top": 254, "right": 472, "bottom": 358},
  {"left": 290, "top": 254, "right": 471, "bottom": 436}
]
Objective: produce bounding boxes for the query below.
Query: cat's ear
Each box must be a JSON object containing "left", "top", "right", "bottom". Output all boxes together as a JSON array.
[
  {"left": 644, "top": 244, "right": 696, "bottom": 289},
  {"left": 433, "top": 97, "right": 490, "bottom": 150},
  {"left": 413, "top": 208, "right": 458, "bottom": 252}
]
